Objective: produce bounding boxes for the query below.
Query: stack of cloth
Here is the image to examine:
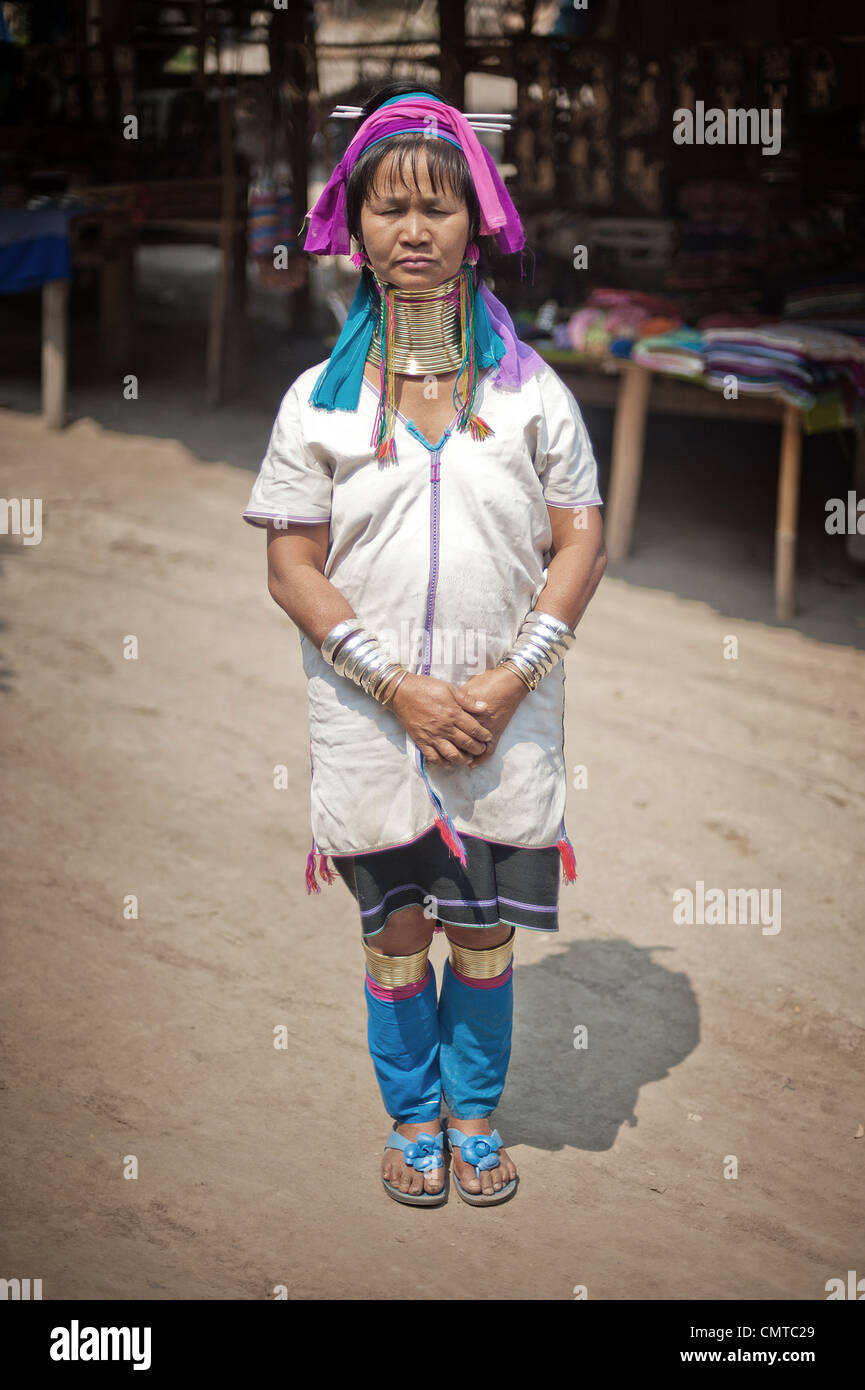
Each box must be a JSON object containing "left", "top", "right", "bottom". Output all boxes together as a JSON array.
[
  {"left": 564, "top": 288, "right": 681, "bottom": 358},
  {"left": 629, "top": 327, "right": 705, "bottom": 377},
  {"left": 700, "top": 321, "right": 865, "bottom": 423}
]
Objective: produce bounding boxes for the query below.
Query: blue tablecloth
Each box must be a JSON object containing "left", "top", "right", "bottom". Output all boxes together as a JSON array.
[{"left": 0, "top": 206, "right": 96, "bottom": 294}]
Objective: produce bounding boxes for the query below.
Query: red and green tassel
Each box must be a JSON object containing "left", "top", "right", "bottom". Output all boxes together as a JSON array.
[
  {"left": 453, "top": 260, "right": 494, "bottom": 443},
  {"left": 369, "top": 276, "right": 399, "bottom": 462},
  {"left": 557, "top": 825, "right": 578, "bottom": 884},
  {"left": 434, "top": 808, "right": 468, "bottom": 868},
  {"left": 305, "top": 837, "right": 336, "bottom": 895}
]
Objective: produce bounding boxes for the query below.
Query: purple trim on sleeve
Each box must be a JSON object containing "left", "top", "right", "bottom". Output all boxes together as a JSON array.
[
  {"left": 544, "top": 497, "right": 604, "bottom": 508},
  {"left": 243, "top": 510, "right": 331, "bottom": 528}
]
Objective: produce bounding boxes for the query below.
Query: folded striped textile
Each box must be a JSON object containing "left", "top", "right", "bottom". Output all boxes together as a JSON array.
[{"left": 630, "top": 328, "right": 705, "bottom": 377}]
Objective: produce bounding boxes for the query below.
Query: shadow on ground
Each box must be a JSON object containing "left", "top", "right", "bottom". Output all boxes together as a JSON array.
[{"left": 497, "top": 937, "right": 699, "bottom": 1151}]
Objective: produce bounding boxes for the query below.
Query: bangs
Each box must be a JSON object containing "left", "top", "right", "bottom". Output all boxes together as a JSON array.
[{"left": 346, "top": 133, "right": 480, "bottom": 242}]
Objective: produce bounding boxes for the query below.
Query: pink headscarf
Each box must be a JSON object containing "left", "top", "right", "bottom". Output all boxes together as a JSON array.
[{"left": 302, "top": 95, "right": 528, "bottom": 259}]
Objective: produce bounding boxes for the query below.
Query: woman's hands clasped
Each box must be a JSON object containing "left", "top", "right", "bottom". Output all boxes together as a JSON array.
[
  {"left": 389, "top": 667, "right": 528, "bottom": 769},
  {"left": 388, "top": 673, "right": 490, "bottom": 766}
]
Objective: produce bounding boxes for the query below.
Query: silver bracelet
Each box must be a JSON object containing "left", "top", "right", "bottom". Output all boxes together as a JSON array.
[
  {"left": 321, "top": 618, "right": 366, "bottom": 666},
  {"left": 320, "top": 619, "right": 410, "bottom": 706},
  {"left": 495, "top": 608, "right": 577, "bottom": 692}
]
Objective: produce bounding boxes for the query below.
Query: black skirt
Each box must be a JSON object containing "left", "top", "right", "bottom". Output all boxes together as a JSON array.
[{"left": 329, "top": 825, "right": 562, "bottom": 939}]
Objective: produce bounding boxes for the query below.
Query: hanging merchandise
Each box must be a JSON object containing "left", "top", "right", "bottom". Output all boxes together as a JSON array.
[
  {"left": 248, "top": 167, "right": 280, "bottom": 260},
  {"left": 247, "top": 73, "right": 307, "bottom": 292}
]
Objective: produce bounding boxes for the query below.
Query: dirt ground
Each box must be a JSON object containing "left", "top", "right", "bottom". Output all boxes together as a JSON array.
[{"left": 1, "top": 310, "right": 864, "bottom": 1299}]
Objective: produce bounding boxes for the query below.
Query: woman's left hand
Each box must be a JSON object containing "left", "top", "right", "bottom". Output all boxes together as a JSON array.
[{"left": 457, "top": 667, "right": 528, "bottom": 768}]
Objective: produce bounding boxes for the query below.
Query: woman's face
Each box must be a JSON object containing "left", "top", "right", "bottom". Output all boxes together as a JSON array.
[{"left": 359, "top": 146, "right": 471, "bottom": 290}]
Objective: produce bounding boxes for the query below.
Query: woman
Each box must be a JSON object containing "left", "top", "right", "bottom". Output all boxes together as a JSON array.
[{"left": 243, "top": 82, "right": 606, "bottom": 1207}]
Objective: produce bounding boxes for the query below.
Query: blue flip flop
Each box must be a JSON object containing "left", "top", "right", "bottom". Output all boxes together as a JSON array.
[
  {"left": 445, "top": 1124, "right": 518, "bottom": 1206},
  {"left": 382, "top": 1127, "right": 448, "bottom": 1207}
]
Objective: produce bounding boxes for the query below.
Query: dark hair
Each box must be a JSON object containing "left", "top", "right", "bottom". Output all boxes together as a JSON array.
[{"left": 345, "top": 80, "right": 501, "bottom": 289}]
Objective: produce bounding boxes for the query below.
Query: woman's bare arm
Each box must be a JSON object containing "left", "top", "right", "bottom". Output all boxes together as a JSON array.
[
  {"left": 265, "top": 522, "right": 355, "bottom": 644},
  {"left": 534, "top": 502, "right": 607, "bottom": 628}
]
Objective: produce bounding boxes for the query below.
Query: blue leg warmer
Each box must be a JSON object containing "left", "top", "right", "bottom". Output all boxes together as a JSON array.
[
  {"left": 438, "top": 957, "right": 514, "bottom": 1119},
  {"left": 364, "top": 963, "right": 442, "bottom": 1124}
]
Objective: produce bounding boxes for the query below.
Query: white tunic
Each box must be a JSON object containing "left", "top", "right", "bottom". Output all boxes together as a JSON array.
[{"left": 243, "top": 357, "right": 603, "bottom": 857}]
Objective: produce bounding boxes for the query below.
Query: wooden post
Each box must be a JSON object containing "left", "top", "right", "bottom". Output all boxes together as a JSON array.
[
  {"left": 438, "top": 0, "right": 466, "bottom": 110},
  {"left": 42, "top": 278, "right": 69, "bottom": 429},
  {"left": 775, "top": 403, "right": 802, "bottom": 619},
  {"left": 206, "top": 90, "right": 236, "bottom": 405},
  {"left": 606, "top": 362, "right": 652, "bottom": 562},
  {"left": 272, "top": 4, "right": 313, "bottom": 334}
]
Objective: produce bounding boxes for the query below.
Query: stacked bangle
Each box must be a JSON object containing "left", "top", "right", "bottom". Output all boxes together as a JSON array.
[
  {"left": 320, "top": 618, "right": 410, "bottom": 707},
  {"left": 495, "top": 609, "right": 577, "bottom": 692}
]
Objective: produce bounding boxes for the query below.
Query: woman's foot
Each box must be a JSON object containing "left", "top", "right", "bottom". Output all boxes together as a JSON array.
[
  {"left": 382, "top": 1119, "right": 445, "bottom": 1197},
  {"left": 447, "top": 1116, "right": 517, "bottom": 1197}
]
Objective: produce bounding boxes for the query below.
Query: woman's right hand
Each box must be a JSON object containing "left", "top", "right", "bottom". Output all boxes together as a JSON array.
[{"left": 388, "top": 673, "right": 494, "bottom": 766}]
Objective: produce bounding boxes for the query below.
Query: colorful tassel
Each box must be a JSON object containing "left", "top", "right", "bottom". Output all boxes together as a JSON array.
[
  {"left": 467, "top": 413, "right": 493, "bottom": 441},
  {"left": 305, "top": 844, "right": 321, "bottom": 895},
  {"left": 415, "top": 750, "right": 468, "bottom": 866},
  {"left": 374, "top": 434, "right": 397, "bottom": 463},
  {"left": 369, "top": 276, "right": 399, "bottom": 464},
  {"left": 435, "top": 810, "right": 469, "bottom": 868},
  {"left": 318, "top": 853, "right": 336, "bottom": 884},
  {"left": 451, "top": 262, "right": 495, "bottom": 443},
  {"left": 557, "top": 829, "right": 578, "bottom": 884}
]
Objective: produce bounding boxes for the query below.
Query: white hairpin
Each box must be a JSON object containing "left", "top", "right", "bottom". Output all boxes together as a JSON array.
[{"left": 330, "top": 104, "right": 513, "bottom": 133}]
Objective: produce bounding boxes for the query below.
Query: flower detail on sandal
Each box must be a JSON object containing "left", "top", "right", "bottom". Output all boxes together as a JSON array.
[
  {"left": 460, "top": 1134, "right": 500, "bottom": 1174},
  {"left": 403, "top": 1134, "right": 444, "bottom": 1172}
]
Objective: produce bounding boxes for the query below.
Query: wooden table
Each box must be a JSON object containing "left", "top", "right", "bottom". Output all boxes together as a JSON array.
[
  {"left": 0, "top": 205, "right": 133, "bottom": 430},
  {"left": 545, "top": 353, "right": 852, "bottom": 620}
]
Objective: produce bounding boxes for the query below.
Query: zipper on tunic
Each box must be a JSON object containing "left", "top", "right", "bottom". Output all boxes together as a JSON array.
[
  {"left": 421, "top": 450, "right": 441, "bottom": 674},
  {"left": 414, "top": 442, "right": 469, "bottom": 865}
]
